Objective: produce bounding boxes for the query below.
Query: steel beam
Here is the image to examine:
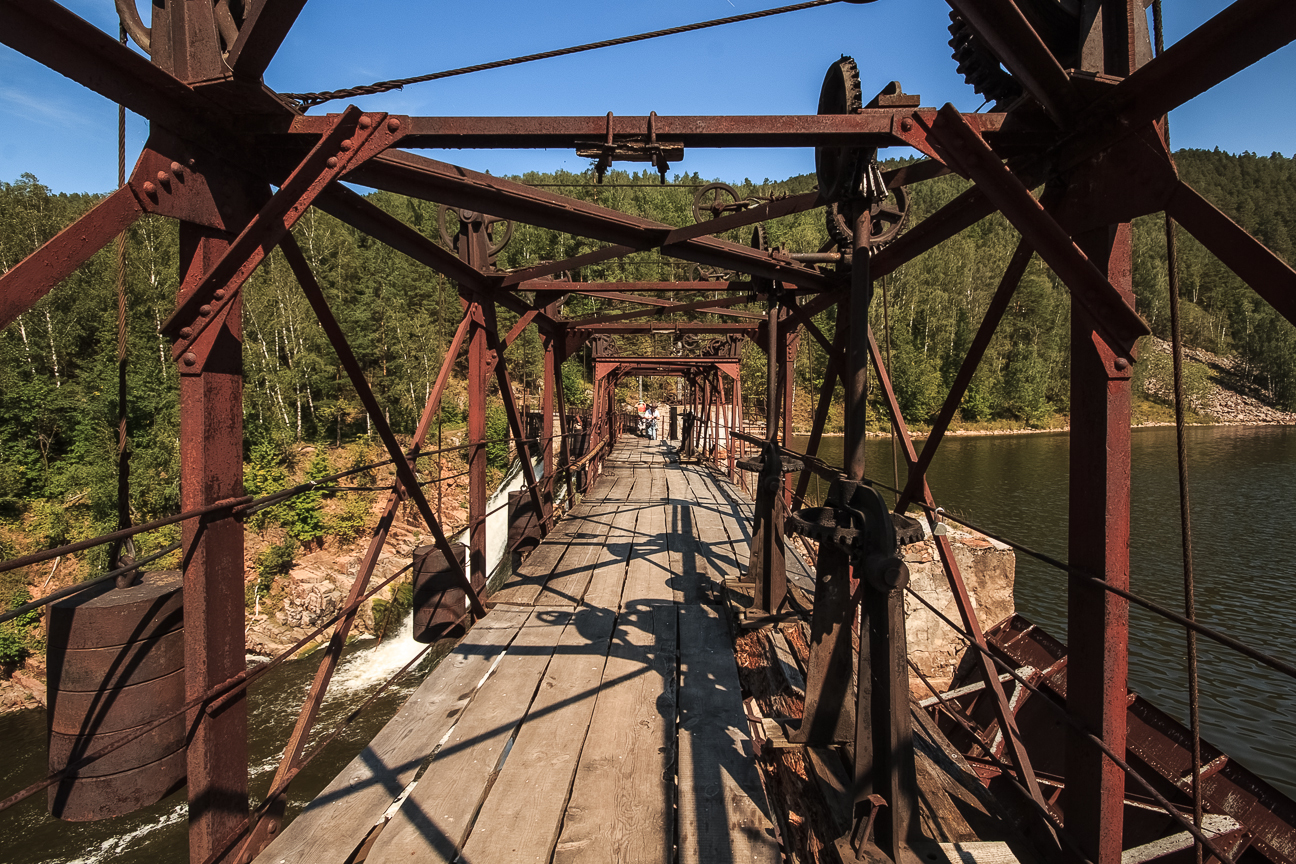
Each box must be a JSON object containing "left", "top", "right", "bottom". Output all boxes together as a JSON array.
[
  {"left": 895, "top": 238, "right": 1034, "bottom": 514},
  {"left": 283, "top": 110, "right": 1011, "bottom": 149},
  {"left": 177, "top": 224, "right": 248, "bottom": 864},
  {"left": 0, "top": 186, "right": 142, "bottom": 330},
  {"left": 927, "top": 106, "right": 1148, "bottom": 356},
  {"left": 1064, "top": 224, "right": 1133, "bottom": 864},
  {"left": 226, "top": 0, "right": 311, "bottom": 80},
  {"left": 944, "top": 0, "right": 1079, "bottom": 124},
  {"left": 1166, "top": 181, "right": 1296, "bottom": 330},
  {"left": 346, "top": 150, "right": 834, "bottom": 290},
  {"left": 0, "top": 0, "right": 221, "bottom": 136}
]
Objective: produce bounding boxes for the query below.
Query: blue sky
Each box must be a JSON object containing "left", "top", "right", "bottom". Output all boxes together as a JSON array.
[{"left": 2, "top": 0, "right": 1293, "bottom": 194}]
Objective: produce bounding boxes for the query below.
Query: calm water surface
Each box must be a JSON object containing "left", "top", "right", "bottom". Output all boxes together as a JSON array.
[{"left": 794, "top": 425, "right": 1296, "bottom": 800}]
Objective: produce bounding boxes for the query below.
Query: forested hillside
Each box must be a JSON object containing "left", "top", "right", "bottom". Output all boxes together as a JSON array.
[{"left": 0, "top": 148, "right": 1293, "bottom": 590}]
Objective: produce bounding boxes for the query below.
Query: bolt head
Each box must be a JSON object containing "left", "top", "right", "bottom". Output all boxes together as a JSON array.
[
  {"left": 199, "top": 304, "right": 212, "bottom": 317},
  {"left": 326, "top": 156, "right": 338, "bottom": 169},
  {"left": 900, "top": 118, "right": 913, "bottom": 132},
  {"left": 179, "top": 327, "right": 193, "bottom": 339},
  {"left": 142, "top": 181, "right": 157, "bottom": 196},
  {"left": 340, "top": 138, "right": 354, "bottom": 152},
  {"left": 358, "top": 116, "right": 373, "bottom": 130},
  {"left": 387, "top": 117, "right": 402, "bottom": 132},
  {"left": 1115, "top": 357, "right": 1130, "bottom": 370},
  {"left": 182, "top": 352, "right": 197, "bottom": 367},
  {"left": 156, "top": 170, "right": 168, "bottom": 184},
  {"left": 170, "top": 162, "right": 183, "bottom": 177},
  {"left": 214, "top": 289, "right": 226, "bottom": 300}
]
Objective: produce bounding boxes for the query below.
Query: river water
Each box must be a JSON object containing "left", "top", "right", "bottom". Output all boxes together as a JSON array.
[
  {"left": 792, "top": 424, "right": 1296, "bottom": 801},
  {"left": 0, "top": 459, "right": 532, "bottom": 864}
]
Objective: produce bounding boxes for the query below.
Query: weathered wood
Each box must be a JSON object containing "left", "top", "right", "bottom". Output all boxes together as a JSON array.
[
  {"left": 623, "top": 467, "right": 675, "bottom": 605},
  {"left": 490, "top": 530, "right": 574, "bottom": 605},
  {"left": 365, "top": 607, "right": 575, "bottom": 864},
  {"left": 677, "top": 604, "right": 782, "bottom": 864},
  {"left": 460, "top": 602, "right": 617, "bottom": 862},
  {"left": 554, "top": 604, "right": 678, "bottom": 864},
  {"left": 254, "top": 608, "right": 531, "bottom": 864}
]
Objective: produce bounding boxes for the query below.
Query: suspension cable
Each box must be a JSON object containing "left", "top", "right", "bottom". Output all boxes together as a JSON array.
[{"left": 282, "top": 0, "right": 860, "bottom": 109}]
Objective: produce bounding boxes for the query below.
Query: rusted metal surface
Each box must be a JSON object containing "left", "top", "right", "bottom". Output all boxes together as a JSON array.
[
  {"left": 1065, "top": 224, "right": 1136, "bottom": 864},
  {"left": 0, "top": 186, "right": 142, "bottom": 330},
  {"left": 936, "top": 615, "right": 1296, "bottom": 864},
  {"left": 46, "top": 569, "right": 186, "bottom": 819},
  {"left": 411, "top": 545, "right": 469, "bottom": 643}
]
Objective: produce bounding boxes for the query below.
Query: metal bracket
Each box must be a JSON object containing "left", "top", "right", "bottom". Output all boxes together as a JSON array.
[{"left": 576, "top": 111, "right": 683, "bottom": 184}]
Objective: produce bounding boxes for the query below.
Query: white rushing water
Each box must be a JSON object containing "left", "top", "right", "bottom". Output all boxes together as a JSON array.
[{"left": 328, "top": 455, "right": 536, "bottom": 694}]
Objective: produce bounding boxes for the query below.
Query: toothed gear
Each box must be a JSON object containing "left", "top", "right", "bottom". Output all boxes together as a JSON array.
[
  {"left": 825, "top": 185, "right": 910, "bottom": 251},
  {"left": 947, "top": 13, "right": 1022, "bottom": 110},
  {"left": 815, "top": 56, "right": 865, "bottom": 203}
]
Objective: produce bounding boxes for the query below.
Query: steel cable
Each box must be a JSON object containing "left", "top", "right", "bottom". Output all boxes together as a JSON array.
[
  {"left": 1154, "top": 2, "right": 1205, "bottom": 859},
  {"left": 282, "top": 0, "right": 859, "bottom": 109}
]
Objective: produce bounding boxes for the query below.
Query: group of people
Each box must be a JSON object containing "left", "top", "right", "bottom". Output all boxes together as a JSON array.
[{"left": 634, "top": 401, "right": 660, "bottom": 440}]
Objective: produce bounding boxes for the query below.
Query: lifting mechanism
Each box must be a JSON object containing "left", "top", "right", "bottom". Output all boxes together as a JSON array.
[{"left": 2, "top": 1, "right": 1296, "bottom": 863}]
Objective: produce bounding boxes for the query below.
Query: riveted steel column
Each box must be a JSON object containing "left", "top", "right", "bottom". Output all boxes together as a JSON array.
[
  {"left": 177, "top": 224, "right": 248, "bottom": 864},
  {"left": 1065, "top": 223, "right": 1134, "bottom": 864}
]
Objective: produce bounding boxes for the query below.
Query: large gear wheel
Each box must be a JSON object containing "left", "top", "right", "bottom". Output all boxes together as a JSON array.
[
  {"left": 814, "top": 56, "right": 866, "bottom": 203},
  {"left": 947, "top": 14, "right": 1022, "bottom": 111},
  {"left": 947, "top": 3, "right": 1080, "bottom": 111},
  {"left": 825, "top": 185, "right": 910, "bottom": 251}
]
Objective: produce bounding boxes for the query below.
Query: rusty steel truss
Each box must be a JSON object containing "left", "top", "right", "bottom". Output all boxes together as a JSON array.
[{"left": 3, "top": 1, "right": 1296, "bottom": 863}]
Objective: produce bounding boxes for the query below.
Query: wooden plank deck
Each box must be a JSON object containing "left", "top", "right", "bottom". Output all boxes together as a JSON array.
[{"left": 257, "top": 437, "right": 782, "bottom": 864}]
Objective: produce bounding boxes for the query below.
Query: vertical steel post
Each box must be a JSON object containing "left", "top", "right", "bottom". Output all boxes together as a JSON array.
[
  {"left": 751, "top": 301, "right": 787, "bottom": 613},
  {"left": 177, "top": 224, "right": 248, "bottom": 864},
  {"left": 850, "top": 208, "right": 917, "bottom": 861},
  {"left": 782, "top": 320, "right": 799, "bottom": 511},
  {"left": 1064, "top": 224, "right": 1134, "bottom": 864},
  {"left": 462, "top": 218, "right": 490, "bottom": 593},
  {"left": 541, "top": 322, "right": 557, "bottom": 522}
]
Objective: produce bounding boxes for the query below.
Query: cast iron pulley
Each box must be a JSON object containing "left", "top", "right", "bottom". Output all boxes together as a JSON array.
[
  {"left": 814, "top": 56, "right": 865, "bottom": 204},
  {"left": 692, "top": 182, "right": 743, "bottom": 223},
  {"left": 787, "top": 478, "right": 910, "bottom": 591},
  {"left": 825, "top": 184, "right": 910, "bottom": 251},
  {"left": 437, "top": 206, "right": 514, "bottom": 259}
]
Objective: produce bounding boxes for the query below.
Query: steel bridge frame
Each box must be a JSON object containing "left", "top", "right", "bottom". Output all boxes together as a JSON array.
[{"left": 2, "top": 1, "right": 1296, "bottom": 862}]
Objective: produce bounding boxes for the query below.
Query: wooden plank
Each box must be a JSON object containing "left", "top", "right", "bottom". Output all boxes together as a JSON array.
[
  {"left": 679, "top": 467, "right": 742, "bottom": 591},
  {"left": 666, "top": 468, "right": 713, "bottom": 605},
  {"left": 254, "top": 608, "right": 532, "bottom": 864},
  {"left": 553, "top": 604, "right": 678, "bottom": 864},
  {"left": 490, "top": 530, "right": 574, "bottom": 606},
  {"left": 623, "top": 467, "right": 675, "bottom": 605},
  {"left": 365, "top": 607, "right": 575, "bottom": 864},
  {"left": 459, "top": 602, "right": 618, "bottom": 862},
  {"left": 769, "top": 629, "right": 806, "bottom": 699},
  {"left": 580, "top": 473, "right": 641, "bottom": 612},
  {"left": 677, "top": 604, "right": 782, "bottom": 864},
  {"left": 536, "top": 496, "right": 616, "bottom": 606}
]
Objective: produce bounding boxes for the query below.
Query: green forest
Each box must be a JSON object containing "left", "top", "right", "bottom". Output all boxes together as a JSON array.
[{"left": 1, "top": 148, "right": 1294, "bottom": 620}]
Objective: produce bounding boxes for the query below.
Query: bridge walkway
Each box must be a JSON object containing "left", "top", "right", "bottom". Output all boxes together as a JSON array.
[{"left": 257, "top": 436, "right": 784, "bottom": 864}]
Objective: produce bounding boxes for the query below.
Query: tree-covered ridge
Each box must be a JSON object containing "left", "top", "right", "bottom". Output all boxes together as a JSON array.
[{"left": 0, "top": 149, "right": 1292, "bottom": 585}]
